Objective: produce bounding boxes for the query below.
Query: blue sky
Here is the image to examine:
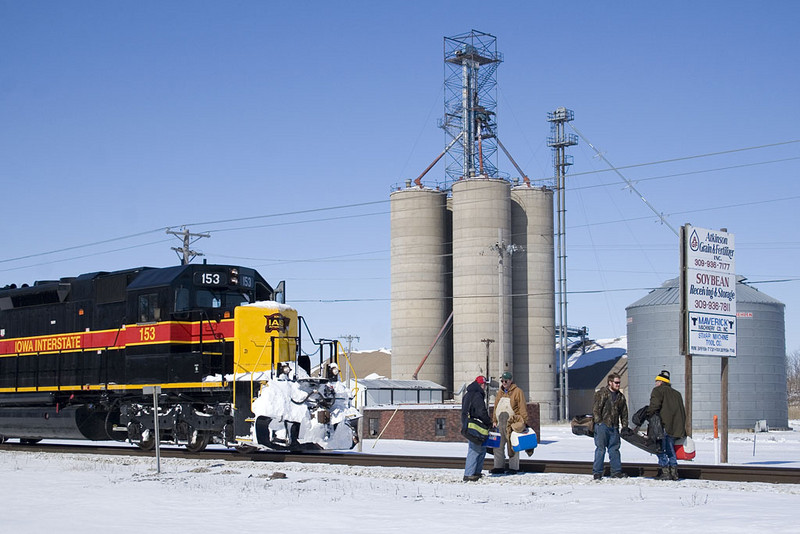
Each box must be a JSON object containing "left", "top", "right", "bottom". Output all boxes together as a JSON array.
[{"left": 2, "top": 1, "right": 799, "bottom": 354}]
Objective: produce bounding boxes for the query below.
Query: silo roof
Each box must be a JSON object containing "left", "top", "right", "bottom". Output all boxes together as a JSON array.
[{"left": 626, "top": 275, "right": 784, "bottom": 310}]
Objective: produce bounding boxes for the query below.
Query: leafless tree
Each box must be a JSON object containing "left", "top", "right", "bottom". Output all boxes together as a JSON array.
[{"left": 787, "top": 350, "right": 800, "bottom": 407}]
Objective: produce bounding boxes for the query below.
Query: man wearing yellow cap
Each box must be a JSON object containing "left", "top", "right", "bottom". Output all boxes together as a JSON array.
[{"left": 647, "top": 370, "right": 687, "bottom": 480}]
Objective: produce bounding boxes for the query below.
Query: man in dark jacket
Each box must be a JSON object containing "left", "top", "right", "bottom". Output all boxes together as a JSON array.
[
  {"left": 461, "top": 376, "right": 492, "bottom": 482},
  {"left": 592, "top": 372, "right": 629, "bottom": 480},
  {"left": 647, "top": 370, "right": 687, "bottom": 480}
]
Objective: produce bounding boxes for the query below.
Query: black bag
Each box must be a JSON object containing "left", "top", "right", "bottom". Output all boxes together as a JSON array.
[
  {"left": 631, "top": 405, "right": 649, "bottom": 427},
  {"left": 632, "top": 405, "right": 665, "bottom": 442},
  {"left": 570, "top": 414, "right": 594, "bottom": 437},
  {"left": 626, "top": 405, "right": 664, "bottom": 455},
  {"left": 462, "top": 417, "right": 490, "bottom": 445}
]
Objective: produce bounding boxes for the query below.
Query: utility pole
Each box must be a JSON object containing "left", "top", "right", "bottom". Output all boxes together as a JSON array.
[
  {"left": 339, "top": 334, "right": 359, "bottom": 384},
  {"left": 167, "top": 227, "right": 210, "bottom": 265},
  {"left": 481, "top": 338, "right": 494, "bottom": 409},
  {"left": 488, "top": 229, "right": 521, "bottom": 380}
]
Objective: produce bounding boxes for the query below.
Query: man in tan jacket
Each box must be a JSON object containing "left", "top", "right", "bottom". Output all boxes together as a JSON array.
[{"left": 491, "top": 371, "right": 528, "bottom": 474}]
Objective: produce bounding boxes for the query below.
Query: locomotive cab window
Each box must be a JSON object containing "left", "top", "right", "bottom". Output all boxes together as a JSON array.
[
  {"left": 138, "top": 293, "right": 160, "bottom": 323},
  {"left": 175, "top": 287, "right": 190, "bottom": 312},
  {"left": 195, "top": 289, "right": 251, "bottom": 309}
]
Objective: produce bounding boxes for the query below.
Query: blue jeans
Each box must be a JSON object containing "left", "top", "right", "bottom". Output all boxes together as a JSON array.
[
  {"left": 593, "top": 423, "right": 621, "bottom": 475},
  {"left": 657, "top": 434, "right": 677, "bottom": 467},
  {"left": 464, "top": 440, "right": 488, "bottom": 476}
]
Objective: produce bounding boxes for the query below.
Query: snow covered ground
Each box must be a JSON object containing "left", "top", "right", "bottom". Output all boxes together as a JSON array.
[{"left": 2, "top": 423, "right": 799, "bottom": 533}]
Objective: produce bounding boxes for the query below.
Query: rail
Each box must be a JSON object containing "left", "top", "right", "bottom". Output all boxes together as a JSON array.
[{"left": 3, "top": 442, "right": 799, "bottom": 485}]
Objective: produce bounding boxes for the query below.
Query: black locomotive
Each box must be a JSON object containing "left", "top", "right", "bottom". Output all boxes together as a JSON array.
[{"left": 0, "top": 263, "right": 359, "bottom": 451}]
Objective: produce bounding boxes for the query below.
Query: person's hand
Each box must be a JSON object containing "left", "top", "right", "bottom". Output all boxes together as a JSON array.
[{"left": 621, "top": 427, "right": 633, "bottom": 437}]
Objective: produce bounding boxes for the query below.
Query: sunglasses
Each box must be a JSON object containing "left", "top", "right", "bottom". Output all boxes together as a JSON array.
[{"left": 612, "top": 381, "right": 621, "bottom": 385}]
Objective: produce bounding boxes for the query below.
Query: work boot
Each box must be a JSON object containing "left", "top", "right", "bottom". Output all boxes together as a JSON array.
[
  {"left": 654, "top": 468, "right": 670, "bottom": 480},
  {"left": 668, "top": 466, "right": 680, "bottom": 481},
  {"left": 593, "top": 473, "right": 603, "bottom": 480},
  {"left": 490, "top": 468, "right": 506, "bottom": 475},
  {"left": 610, "top": 471, "right": 628, "bottom": 479},
  {"left": 463, "top": 475, "right": 480, "bottom": 482}
]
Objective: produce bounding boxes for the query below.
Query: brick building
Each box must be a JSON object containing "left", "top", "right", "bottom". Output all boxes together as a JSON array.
[{"left": 360, "top": 403, "right": 541, "bottom": 442}]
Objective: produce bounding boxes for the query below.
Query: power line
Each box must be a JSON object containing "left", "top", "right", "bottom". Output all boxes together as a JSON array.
[
  {"left": 571, "top": 156, "right": 800, "bottom": 191},
  {"left": 570, "top": 122, "right": 679, "bottom": 236},
  {"left": 3, "top": 138, "right": 798, "bottom": 271},
  {"left": 539, "top": 139, "right": 800, "bottom": 182}
]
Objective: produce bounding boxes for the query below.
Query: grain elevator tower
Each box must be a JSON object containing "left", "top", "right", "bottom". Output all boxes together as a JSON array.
[{"left": 390, "top": 31, "right": 558, "bottom": 421}]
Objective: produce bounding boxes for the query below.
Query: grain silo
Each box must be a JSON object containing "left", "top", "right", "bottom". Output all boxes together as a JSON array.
[
  {"left": 389, "top": 31, "right": 559, "bottom": 407},
  {"left": 451, "top": 178, "right": 512, "bottom": 388},
  {"left": 511, "top": 185, "right": 557, "bottom": 421},
  {"left": 390, "top": 184, "right": 451, "bottom": 388},
  {"left": 626, "top": 276, "right": 788, "bottom": 430}
]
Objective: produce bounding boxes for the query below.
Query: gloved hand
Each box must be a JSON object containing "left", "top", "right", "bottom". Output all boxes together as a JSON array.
[{"left": 621, "top": 427, "right": 633, "bottom": 437}]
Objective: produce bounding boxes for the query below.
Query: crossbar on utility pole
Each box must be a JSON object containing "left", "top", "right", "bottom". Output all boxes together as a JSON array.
[{"left": 167, "top": 227, "right": 210, "bottom": 265}]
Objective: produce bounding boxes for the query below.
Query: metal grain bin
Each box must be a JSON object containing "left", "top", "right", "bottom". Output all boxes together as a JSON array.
[{"left": 626, "top": 276, "right": 788, "bottom": 430}]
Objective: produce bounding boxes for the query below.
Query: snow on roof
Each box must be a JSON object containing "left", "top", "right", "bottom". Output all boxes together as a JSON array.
[
  {"left": 243, "top": 300, "right": 296, "bottom": 312},
  {"left": 358, "top": 378, "right": 446, "bottom": 390},
  {"left": 567, "top": 337, "right": 627, "bottom": 370}
]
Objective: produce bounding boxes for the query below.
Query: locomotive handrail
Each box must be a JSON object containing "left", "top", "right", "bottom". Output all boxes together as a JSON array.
[{"left": 336, "top": 340, "right": 360, "bottom": 409}]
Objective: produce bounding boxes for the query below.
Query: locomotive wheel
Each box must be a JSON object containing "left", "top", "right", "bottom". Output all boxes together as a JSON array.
[
  {"left": 20, "top": 438, "right": 42, "bottom": 445},
  {"left": 185, "top": 431, "right": 210, "bottom": 453},
  {"left": 137, "top": 433, "right": 156, "bottom": 451}
]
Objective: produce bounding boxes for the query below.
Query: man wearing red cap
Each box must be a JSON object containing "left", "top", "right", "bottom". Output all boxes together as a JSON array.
[{"left": 461, "top": 376, "right": 492, "bottom": 481}]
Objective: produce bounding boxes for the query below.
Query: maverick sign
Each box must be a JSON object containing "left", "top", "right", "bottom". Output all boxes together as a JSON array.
[{"left": 681, "top": 224, "right": 736, "bottom": 357}]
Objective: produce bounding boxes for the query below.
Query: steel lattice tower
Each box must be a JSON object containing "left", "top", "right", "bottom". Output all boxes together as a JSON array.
[
  {"left": 440, "top": 30, "right": 503, "bottom": 187},
  {"left": 547, "top": 107, "right": 578, "bottom": 421}
]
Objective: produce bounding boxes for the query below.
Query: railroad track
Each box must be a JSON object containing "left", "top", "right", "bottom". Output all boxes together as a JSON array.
[{"left": 3, "top": 442, "right": 799, "bottom": 485}]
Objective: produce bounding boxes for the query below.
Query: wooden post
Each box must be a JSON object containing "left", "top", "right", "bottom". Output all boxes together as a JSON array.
[
  {"left": 685, "top": 353, "right": 692, "bottom": 436},
  {"left": 721, "top": 357, "right": 729, "bottom": 463}
]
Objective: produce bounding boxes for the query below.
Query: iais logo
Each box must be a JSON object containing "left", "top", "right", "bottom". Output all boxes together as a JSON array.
[{"left": 264, "top": 313, "right": 290, "bottom": 333}]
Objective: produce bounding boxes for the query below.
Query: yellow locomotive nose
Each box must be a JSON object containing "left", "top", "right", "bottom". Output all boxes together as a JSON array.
[{"left": 233, "top": 303, "right": 299, "bottom": 375}]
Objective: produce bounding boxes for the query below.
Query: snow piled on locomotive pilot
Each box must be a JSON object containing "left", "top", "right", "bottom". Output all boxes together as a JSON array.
[
  {"left": 250, "top": 368, "right": 360, "bottom": 450},
  {"left": 227, "top": 301, "right": 360, "bottom": 450}
]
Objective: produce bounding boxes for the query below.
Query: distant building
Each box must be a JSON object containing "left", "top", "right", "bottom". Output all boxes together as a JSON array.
[
  {"left": 565, "top": 337, "right": 628, "bottom": 417},
  {"left": 345, "top": 349, "right": 391, "bottom": 380}
]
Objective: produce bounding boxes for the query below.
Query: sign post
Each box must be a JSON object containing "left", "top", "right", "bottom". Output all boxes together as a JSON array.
[
  {"left": 680, "top": 225, "right": 736, "bottom": 462},
  {"left": 143, "top": 386, "right": 162, "bottom": 474}
]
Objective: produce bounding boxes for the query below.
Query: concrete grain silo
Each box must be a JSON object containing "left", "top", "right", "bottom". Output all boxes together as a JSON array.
[
  {"left": 389, "top": 31, "right": 558, "bottom": 407},
  {"left": 511, "top": 185, "right": 556, "bottom": 421},
  {"left": 451, "top": 178, "right": 512, "bottom": 388},
  {"left": 389, "top": 185, "right": 451, "bottom": 388},
  {"left": 626, "top": 276, "right": 788, "bottom": 430}
]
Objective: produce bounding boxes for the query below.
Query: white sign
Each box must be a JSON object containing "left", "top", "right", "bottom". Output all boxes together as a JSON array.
[{"left": 684, "top": 225, "right": 736, "bottom": 356}]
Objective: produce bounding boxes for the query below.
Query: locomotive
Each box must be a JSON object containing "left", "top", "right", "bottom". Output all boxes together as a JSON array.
[{"left": 0, "top": 262, "right": 360, "bottom": 452}]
